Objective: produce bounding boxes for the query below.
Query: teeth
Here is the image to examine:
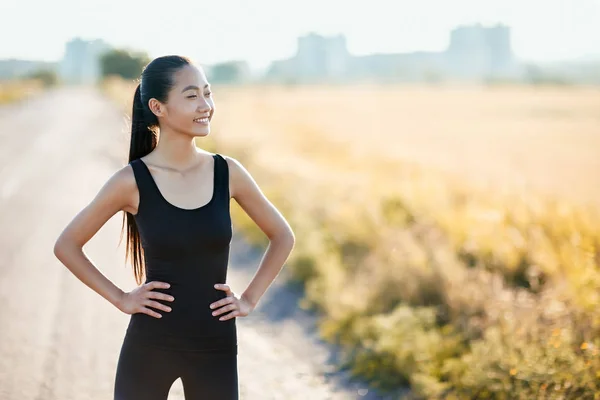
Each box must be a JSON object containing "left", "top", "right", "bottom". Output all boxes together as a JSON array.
[{"left": 194, "top": 118, "right": 209, "bottom": 123}]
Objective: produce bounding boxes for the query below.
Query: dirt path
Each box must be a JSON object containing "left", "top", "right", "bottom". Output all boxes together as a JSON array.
[{"left": 0, "top": 87, "right": 393, "bottom": 400}]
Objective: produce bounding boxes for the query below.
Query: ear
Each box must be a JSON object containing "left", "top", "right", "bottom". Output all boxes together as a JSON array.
[{"left": 148, "top": 98, "right": 164, "bottom": 118}]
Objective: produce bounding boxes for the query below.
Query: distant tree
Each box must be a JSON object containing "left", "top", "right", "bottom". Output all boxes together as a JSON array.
[
  {"left": 423, "top": 67, "right": 444, "bottom": 84},
  {"left": 25, "top": 69, "right": 59, "bottom": 87},
  {"left": 208, "top": 61, "right": 248, "bottom": 83},
  {"left": 523, "top": 63, "right": 572, "bottom": 86},
  {"left": 100, "top": 49, "right": 150, "bottom": 80}
]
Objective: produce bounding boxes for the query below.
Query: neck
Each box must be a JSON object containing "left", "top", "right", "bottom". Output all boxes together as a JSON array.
[{"left": 152, "top": 127, "right": 202, "bottom": 170}]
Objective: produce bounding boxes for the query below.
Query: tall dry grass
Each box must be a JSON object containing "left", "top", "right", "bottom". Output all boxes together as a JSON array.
[
  {"left": 0, "top": 79, "right": 44, "bottom": 104},
  {"left": 103, "top": 78, "right": 600, "bottom": 399}
]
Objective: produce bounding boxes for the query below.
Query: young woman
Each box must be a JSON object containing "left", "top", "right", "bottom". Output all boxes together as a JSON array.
[{"left": 53, "top": 55, "right": 295, "bottom": 399}]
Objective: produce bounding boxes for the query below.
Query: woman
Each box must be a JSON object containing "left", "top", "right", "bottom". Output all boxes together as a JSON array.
[{"left": 53, "top": 55, "right": 296, "bottom": 399}]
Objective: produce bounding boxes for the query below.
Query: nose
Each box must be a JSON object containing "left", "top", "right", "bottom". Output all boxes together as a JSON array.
[{"left": 197, "top": 98, "right": 212, "bottom": 113}]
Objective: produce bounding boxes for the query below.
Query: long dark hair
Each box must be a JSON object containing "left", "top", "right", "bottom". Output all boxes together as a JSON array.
[{"left": 121, "top": 55, "right": 192, "bottom": 285}]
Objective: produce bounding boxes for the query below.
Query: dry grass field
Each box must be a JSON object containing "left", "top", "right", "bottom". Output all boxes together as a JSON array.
[
  {"left": 211, "top": 83, "right": 600, "bottom": 208},
  {"left": 0, "top": 80, "right": 44, "bottom": 104},
  {"left": 103, "top": 78, "right": 600, "bottom": 399}
]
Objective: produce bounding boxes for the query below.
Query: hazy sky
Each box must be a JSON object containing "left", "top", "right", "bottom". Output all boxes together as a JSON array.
[{"left": 2, "top": 0, "right": 599, "bottom": 70}]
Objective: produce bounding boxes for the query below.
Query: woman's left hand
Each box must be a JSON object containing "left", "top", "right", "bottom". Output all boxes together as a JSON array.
[{"left": 210, "top": 283, "right": 255, "bottom": 321}]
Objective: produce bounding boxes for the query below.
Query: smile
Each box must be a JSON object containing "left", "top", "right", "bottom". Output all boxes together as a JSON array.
[{"left": 194, "top": 117, "right": 209, "bottom": 124}]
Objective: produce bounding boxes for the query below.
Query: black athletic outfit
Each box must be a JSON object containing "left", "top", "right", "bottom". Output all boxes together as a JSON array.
[{"left": 114, "top": 153, "right": 238, "bottom": 400}]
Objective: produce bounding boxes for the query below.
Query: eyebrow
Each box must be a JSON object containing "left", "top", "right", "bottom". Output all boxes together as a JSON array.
[{"left": 181, "top": 84, "right": 210, "bottom": 93}]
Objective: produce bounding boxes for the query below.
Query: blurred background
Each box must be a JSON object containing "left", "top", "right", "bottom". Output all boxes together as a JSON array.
[{"left": 1, "top": 0, "right": 599, "bottom": 399}]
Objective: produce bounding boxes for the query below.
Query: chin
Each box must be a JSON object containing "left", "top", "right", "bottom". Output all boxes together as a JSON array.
[
  {"left": 187, "top": 124, "right": 210, "bottom": 136},
  {"left": 193, "top": 129, "right": 210, "bottom": 138}
]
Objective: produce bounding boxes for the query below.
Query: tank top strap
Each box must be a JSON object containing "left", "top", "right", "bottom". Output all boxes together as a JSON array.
[
  {"left": 129, "top": 158, "right": 162, "bottom": 212},
  {"left": 129, "top": 159, "right": 152, "bottom": 191},
  {"left": 213, "top": 153, "right": 230, "bottom": 201}
]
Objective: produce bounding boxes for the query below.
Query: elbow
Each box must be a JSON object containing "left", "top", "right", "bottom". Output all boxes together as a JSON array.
[
  {"left": 278, "top": 227, "right": 296, "bottom": 249},
  {"left": 53, "top": 234, "right": 76, "bottom": 262},
  {"left": 53, "top": 236, "right": 65, "bottom": 261},
  {"left": 266, "top": 223, "right": 295, "bottom": 249}
]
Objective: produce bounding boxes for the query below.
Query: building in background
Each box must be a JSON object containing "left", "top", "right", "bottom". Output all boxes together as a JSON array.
[
  {"left": 58, "top": 38, "right": 112, "bottom": 84},
  {"left": 445, "top": 24, "right": 516, "bottom": 79},
  {"left": 266, "top": 24, "right": 520, "bottom": 83},
  {"left": 2, "top": 25, "right": 596, "bottom": 86},
  {"left": 266, "top": 33, "right": 351, "bottom": 82}
]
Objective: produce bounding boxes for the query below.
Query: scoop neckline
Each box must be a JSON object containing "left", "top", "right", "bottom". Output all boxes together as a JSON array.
[{"left": 137, "top": 154, "right": 217, "bottom": 212}]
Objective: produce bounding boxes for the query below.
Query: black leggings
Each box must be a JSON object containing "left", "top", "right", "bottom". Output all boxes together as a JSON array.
[{"left": 114, "top": 334, "right": 239, "bottom": 400}]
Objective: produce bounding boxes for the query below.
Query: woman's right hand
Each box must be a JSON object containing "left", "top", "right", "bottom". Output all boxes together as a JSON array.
[{"left": 117, "top": 281, "right": 174, "bottom": 318}]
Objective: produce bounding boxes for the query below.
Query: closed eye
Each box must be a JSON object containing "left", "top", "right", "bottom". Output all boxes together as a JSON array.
[{"left": 187, "top": 92, "right": 211, "bottom": 98}]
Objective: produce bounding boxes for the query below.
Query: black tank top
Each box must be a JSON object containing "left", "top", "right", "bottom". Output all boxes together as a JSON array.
[{"left": 124, "top": 153, "right": 237, "bottom": 353}]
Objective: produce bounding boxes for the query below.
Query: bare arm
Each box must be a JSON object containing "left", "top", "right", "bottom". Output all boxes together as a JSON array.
[
  {"left": 226, "top": 156, "right": 296, "bottom": 308},
  {"left": 53, "top": 165, "right": 137, "bottom": 310}
]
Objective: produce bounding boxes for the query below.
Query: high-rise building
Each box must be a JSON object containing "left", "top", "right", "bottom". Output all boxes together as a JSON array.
[
  {"left": 59, "top": 38, "right": 112, "bottom": 84},
  {"left": 266, "top": 25, "right": 519, "bottom": 83},
  {"left": 445, "top": 24, "right": 515, "bottom": 79},
  {"left": 267, "top": 33, "right": 350, "bottom": 81}
]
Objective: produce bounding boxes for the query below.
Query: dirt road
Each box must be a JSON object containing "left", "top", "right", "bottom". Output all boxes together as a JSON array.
[{"left": 0, "top": 87, "right": 391, "bottom": 400}]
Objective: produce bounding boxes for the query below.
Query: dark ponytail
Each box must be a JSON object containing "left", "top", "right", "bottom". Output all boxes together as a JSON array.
[
  {"left": 129, "top": 83, "right": 158, "bottom": 163},
  {"left": 120, "top": 55, "right": 192, "bottom": 285}
]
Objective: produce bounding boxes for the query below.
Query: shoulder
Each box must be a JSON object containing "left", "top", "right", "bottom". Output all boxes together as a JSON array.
[
  {"left": 219, "top": 154, "right": 251, "bottom": 178},
  {"left": 218, "top": 154, "right": 259, "bottom": 199},
  {"left": 84, "top": 163, "right": 139, "bottom": 214},
  {"left": 112, "top": 163, "right": 138, "bottom": 190},
  {"left": 98, "top": 163, "right": 139, "bottom": 203},
  {"left": 219, "top": 153, "right": 242, "bottom": 170}
]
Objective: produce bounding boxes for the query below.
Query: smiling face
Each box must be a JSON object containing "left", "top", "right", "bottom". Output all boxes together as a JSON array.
[{"left": 150, "top": 64, "right": 215, "bottom": 138}]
